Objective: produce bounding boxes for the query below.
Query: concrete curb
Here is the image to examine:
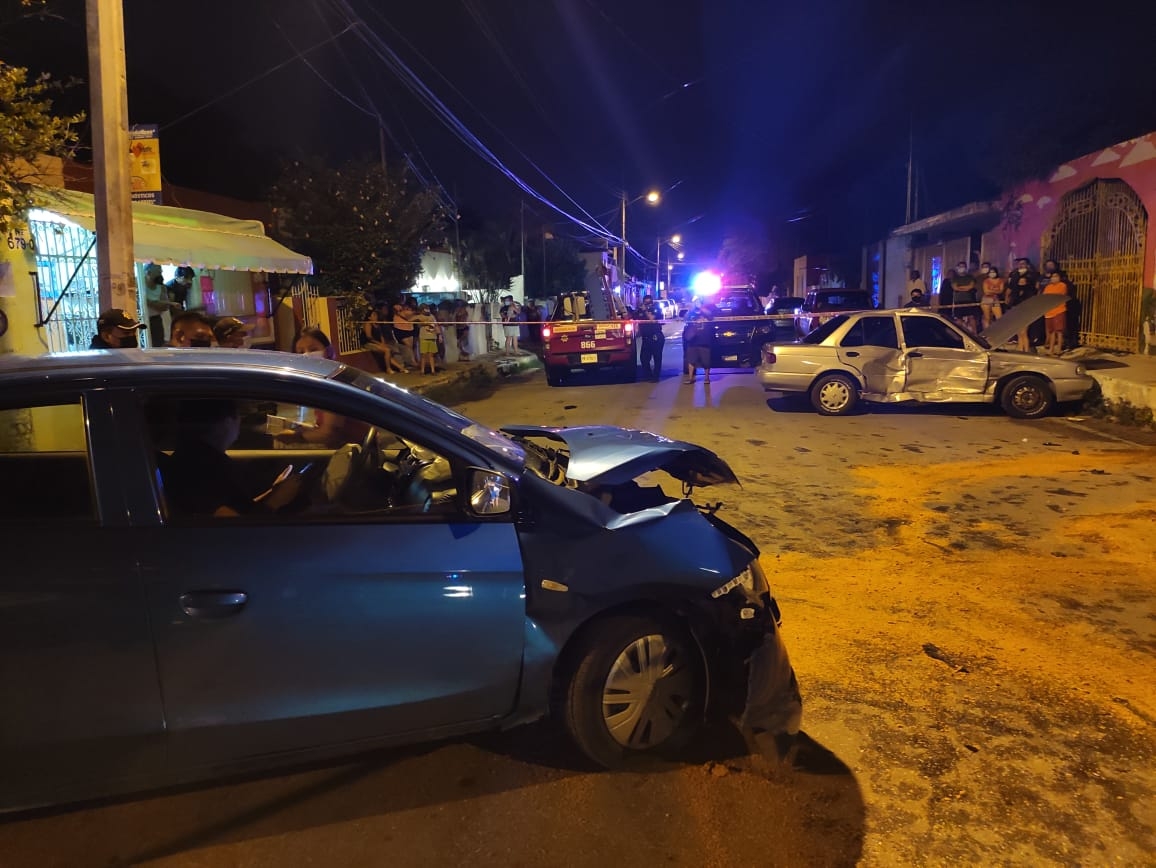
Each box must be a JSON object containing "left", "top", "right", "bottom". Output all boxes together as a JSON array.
[
  {"left": 372, "top": 352, "right": 542, "bottom": 396},
  {"left": 1083, "top": 352, "right": 1156, "bottom": 413}
]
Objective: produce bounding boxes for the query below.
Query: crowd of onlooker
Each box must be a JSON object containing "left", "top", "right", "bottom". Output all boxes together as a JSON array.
[{"left": 905, "top": 257, "right": 1080, "bottom": 354}]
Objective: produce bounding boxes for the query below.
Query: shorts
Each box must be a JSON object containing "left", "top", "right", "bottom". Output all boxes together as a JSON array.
[
  {"left": 685, "top": 345, "right": 711, "bottom": 368},
  {"left": 394, "top": 327, "right": 414, "bottom": 343},
  {"left": 503, "top": 324, "right": 520, "bottom": 338},
  {"left": 420, "top": 336, "right": 439, "bottom": 355},
  {"left": 1045, "top": 314, "right": 1065, "bottom": 334}
]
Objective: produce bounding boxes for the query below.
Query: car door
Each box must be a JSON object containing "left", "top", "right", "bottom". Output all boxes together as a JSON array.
[
  {"left": 128, "top": 387, "right": 526, "bottom": 769},
  {"left": 0, "top": 394, "right": 165, "bottom": 810},
  {"left": 898, "top": 314, "right": 989, "bottom": 397},
  {"left": 836, "top": 314, "right": 906, "bottom": 395}
]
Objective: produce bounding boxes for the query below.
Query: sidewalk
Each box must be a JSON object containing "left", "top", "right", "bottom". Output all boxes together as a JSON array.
[
  {"left": 367, "top": 349, "right": 541, "bottom": 396},
  {"left": 1081, "top": 351, "right": 1156, "bottom": 412}
]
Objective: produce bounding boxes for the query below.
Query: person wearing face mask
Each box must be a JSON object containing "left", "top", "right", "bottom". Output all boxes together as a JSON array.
[
  {"left": 948, "top": 261, "right": 979, "bottom": 331},
  {"left": 169, "top": 310, "right": 216, "bottom": 347},
  {"left": 163, "top": 398, "right": 301, "bottom": 517},
  {"left": 1008, "top": 258, "right": 1041, "bottom": 351},
  {"left": 90, "top": 308, "right": 147, "bottom": 349},
  {"left": 294, "top": 326, "right": 338, "bottom": 360},
  {"left": 980, "top": 267, "right": 1007, "bottom": 329}
]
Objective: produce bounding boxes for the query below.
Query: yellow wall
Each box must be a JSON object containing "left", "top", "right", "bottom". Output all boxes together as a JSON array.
[{"left": 0, "top": 241, "right": 51, "bottom": 357}]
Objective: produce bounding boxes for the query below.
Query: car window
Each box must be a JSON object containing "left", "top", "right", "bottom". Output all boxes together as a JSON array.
[
  {"left": 900, "top": 316, "right": 967, "bottom": 349},
  {"left": 144, "top": 395, "right": 461, "bottom": 523},
  {"left": 840, "top": 315, "right": 899, "bottom": 349},
  {"left": 802, "top": 315, "right": 848, "bottom": 344},
  {"left": 0, "top": 401, "right": 95, "bottom": 523},
  {"left": 716, "top": 294, "right": 757, "bottom": 315}
]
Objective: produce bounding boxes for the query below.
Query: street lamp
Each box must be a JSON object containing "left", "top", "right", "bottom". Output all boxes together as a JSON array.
[
  {"left": 655, "top": 233, "right": 685, "bottom": 298},
  {"left": 620, "top": 189, "right": 661, "bottom": 281}
]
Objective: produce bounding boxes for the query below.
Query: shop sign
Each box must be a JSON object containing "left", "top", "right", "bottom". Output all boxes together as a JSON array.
[{"left": 129, "top": 124, "right": 162, "bottom": 204}]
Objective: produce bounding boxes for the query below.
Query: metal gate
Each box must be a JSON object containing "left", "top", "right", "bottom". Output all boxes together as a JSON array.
[
  {"left": 28, "top": 217, "right": 102, "bottom": 353},
  {"left": 1043, "top": 179, "right": 1147, "bottom": 352}
]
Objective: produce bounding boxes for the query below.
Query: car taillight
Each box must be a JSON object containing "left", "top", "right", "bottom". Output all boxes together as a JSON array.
[
  {"left": 762, "top": 348, "right": 776, "bottom": 365},
  {"left": 541, "top": 325, "right": 552, "bottom": 340},
  {"left": 624, "top": 321, "right": 634, "bottom": 335}
]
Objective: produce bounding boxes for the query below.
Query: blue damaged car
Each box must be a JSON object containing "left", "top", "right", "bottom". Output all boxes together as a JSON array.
[{"left": 0, "top": 350, "right": 801, "bottom": 811}]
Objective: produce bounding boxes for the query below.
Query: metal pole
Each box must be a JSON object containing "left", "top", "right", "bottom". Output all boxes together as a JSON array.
[
  {"left": 519, "top": 200, "right": 525, "bottom": 298},
  {"left": 656, "top": 236, "right": 661, "bottom": 296},
  {"left": 86, "top": 0, "right": 137, "bottom": 317},
  {"left": 620, "top": 194, "right": 627, "bottom": 285}
]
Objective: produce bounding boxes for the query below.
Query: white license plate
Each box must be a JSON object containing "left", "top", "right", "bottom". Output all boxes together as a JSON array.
[
  {"left": 723, "top": 355, "right": 738, "bottom": 362},
  {"left": 580, "top": 353, "right": 598, "bottom": 364}
]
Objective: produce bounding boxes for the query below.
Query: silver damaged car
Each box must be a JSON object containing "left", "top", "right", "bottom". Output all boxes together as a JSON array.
[{"left": 756, "top": 294, "right": 1096, "bottom": 417}]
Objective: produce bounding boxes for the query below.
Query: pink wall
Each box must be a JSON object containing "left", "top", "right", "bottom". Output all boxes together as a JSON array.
[{"left": 989, "top": 133, "right": 1156, "bottom": 286}]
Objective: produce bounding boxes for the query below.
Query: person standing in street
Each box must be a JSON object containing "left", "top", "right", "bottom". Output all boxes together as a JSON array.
[
  {"left": 637, "top": 294, "right": 665, "bottom": 381},
  {"left": 143, "top": 263, "right": 177, "bottom": 347},
  {"left": 500, "top": 294, "right": 522, "bottom": 356},
  {"left": 981, "top": 267, "right": 1007, "bottom": 329},
  {"left": 1043, "top": 271, "right": 1070, "bottom": 356},
  {"left": 905, "top": 270, "right": 927, "bottom": 307},
  {"left": 166, "top": 266, "right": 195, "bottom": 312},
  {"left": 1008, "top": 257, "right": 1040, "bottom": 351},
  {"left": 949, "top": 261, "right": 979, "bottom": 332},
  {"left": 682, "top": 298, "right": 714, "bottom": 384}
]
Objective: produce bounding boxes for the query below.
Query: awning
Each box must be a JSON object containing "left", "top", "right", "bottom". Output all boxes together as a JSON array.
[
  {"left": 32, "top": 189, "right": 313, "bottom": 274},
  {"left": 890, "top": 200, "right": 1002, "bottom": 239}
]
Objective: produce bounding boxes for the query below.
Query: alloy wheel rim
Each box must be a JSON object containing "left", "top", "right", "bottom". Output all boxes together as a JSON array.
[
  {"left": 602, "top": 634, "right": 694, "bottom": 749},
  {"left": 819, "top": 380, "right": 850, "bottom": 411}
]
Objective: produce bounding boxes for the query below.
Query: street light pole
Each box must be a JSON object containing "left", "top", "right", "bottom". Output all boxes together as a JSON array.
[
  {"left": 619, "top": 193, "right": 627, "bottom": 286},
  {"left": 85, "top": 0, "right": 137, "bottom": 317}
]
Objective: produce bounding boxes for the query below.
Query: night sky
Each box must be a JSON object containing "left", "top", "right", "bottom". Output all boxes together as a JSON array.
[{"left": 4, "top": 0, "right": 1156, "bottom": 270}]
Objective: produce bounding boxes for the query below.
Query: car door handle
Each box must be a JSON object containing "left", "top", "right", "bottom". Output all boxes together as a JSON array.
[
  {"left": 179, "top": 591, "right": 248, "bottom": 619},
  {"left": 907, "top": 351, "right": 923, "bottom": 358},
  {"left": 844, "top": 351, "right": 860, "bottom": 357}
]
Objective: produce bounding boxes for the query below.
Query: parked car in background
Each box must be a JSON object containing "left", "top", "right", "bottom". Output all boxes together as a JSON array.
[
  {"left": 757, "top": 294, "right": 1095, "bottom": 417},
  {"left": 0, "top": 350, "right": 801, "bottom": 811},
  {"left": 764, "top": 296, "right": 805, "bottom": 337},
  {"left": 697, "top": 286, "right": 782, "bottom": 368},
  {"left": 794, "top": 289, "right": 874, "bottom": 337}
]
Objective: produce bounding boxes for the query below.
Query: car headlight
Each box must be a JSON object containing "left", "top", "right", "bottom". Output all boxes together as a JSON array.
[
  {"left": 1075, "top": 364, "right": 1086, "bottom": 375},
  {"left": 711, "top": 560, "right": 769, "bottom": 599}
]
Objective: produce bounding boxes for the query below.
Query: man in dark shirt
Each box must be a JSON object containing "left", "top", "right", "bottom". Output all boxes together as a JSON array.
[
  {"left": 89, "top": 308, "right": 147, "bottom": 349},
  {"left": 637, "top": 295, "right": 666, "bottom": 381},
  {"left": 164, "top": 399, "right": 300, "bottom": 517}
]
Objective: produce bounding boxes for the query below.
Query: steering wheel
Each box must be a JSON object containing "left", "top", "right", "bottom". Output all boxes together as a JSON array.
[{"left": 335, "top": 425, "right": 381, "bottom": 506}]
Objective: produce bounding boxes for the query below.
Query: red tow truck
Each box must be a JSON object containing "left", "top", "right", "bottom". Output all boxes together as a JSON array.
[{"left": 541, "top": 286, "right": 637, "bottom": 386}]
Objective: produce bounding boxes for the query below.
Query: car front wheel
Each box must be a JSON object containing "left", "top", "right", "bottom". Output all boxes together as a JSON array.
[
  {"left": 560, "top": 615, "right": 705, "bottom": 768},
  {"left": 810, "top": 372, "right": 859, "bottom": 415},
  {"left": 1001, "top": 374, "right": 1054, "bottom": 418}
]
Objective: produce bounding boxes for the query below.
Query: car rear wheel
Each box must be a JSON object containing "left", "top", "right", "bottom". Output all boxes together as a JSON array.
[
  {"left": 810, "top": 373, "right": 859, "bottom": 415},
  {"left": 560, "top": 614, "right": 705, "bottom": 768},
  {"left": 1001, "top": 374, "right": 1054, "bottom": 418},
  {"left": 545, "top": 366, "right": 566, "bottom": 387}
]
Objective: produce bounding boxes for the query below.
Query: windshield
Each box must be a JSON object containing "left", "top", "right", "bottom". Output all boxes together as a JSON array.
[
  {"left": 336, "top": 367, "right": 526, "bottom": 465},
  {"left": 714, "top": 293, "right": 758, "bottom": 315},
  {"left": 802, "top": 315, "right": 848, "bottom": 343}
]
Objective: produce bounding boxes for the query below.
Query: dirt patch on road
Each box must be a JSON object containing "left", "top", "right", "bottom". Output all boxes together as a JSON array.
[{"left": 764, "top": 448, "right": 1156, "bottom": 865}]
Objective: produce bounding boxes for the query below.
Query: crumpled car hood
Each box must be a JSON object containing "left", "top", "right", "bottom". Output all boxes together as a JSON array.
[
  {"left": 500, "top": 425, "right": 739, "bottom": 487},
  {"left": 981, "top": 293, "right": 1066, "bottom": 348}
]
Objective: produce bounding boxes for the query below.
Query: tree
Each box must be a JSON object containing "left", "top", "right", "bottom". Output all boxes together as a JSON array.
[
  {"left": 459, "top": 219, "right": 519, "bottom": 297},
  {"left": 523, "top": 231, "right": 586, "bottom": 298},
  {"left": 269, "top": 159, "right": 445, "bottom": 303},
  {"left": 0, "top": 60, "right": 82, "bottom": 235}
]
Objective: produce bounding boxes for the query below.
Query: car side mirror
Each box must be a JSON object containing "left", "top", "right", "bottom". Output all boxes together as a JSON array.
[{"left": 467, "top": 468, "right": 513, "bottom": 516}]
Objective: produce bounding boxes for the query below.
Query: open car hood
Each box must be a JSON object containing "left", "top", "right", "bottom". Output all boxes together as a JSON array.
[
  {"left": 981, "top": 293, "right": 1066, "bottom": 348},
  {"left": 500, "top": 425, "right": 739, "bottom": 488}
]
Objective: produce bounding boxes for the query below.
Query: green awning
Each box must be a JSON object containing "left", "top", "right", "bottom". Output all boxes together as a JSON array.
[{"left": 33, "top": 189, "right": 313, "bottom": 274}]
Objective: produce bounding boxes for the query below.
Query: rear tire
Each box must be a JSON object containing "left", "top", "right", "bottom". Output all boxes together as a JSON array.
[
  {"left": 545, "top": 366, "right": 566, "bottom": 387},
  {"left": 1001, "top": 374, "right": 1054, "bottom": 418},
  {"left": 623, "top": 357, "right": 638, "bottom": 382},
  {"left": 809, "top": 372, "right": 859, "bottom": 416},
  {"left": 560, "top": 614, "right": 705, "bottom": 769}
]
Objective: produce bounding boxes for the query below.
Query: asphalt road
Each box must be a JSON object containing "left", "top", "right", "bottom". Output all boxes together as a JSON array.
[{"left": 2, "top": 360, "right": 1154, "bottom": 867}]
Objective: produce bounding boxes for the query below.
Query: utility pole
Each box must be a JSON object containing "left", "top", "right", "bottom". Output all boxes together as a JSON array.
[
  {"left": 86, "top": 0, "right": 137, "bottom": 317},
  {"left": 619, "top": 193, "right": 627, "bottom": 285},
  {"left": 905, "top": 115, "right": 914, "bottom": 225},
  {"left": 519, "top": 200, "right": 525, "bottom": 298}
]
